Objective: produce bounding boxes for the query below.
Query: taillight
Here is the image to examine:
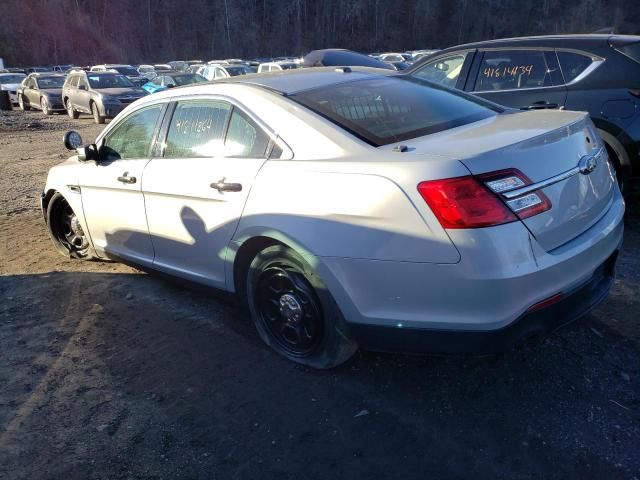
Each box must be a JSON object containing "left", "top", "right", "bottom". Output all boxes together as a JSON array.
[
  {"left": 417, "top": 176, "right": 517, "bottom": 229},
  {"left": 418, "top": 169, "right": 552, "bottom": 229},
  {"left": 479, "top": 169, "right": 551, "bottom": 220}
]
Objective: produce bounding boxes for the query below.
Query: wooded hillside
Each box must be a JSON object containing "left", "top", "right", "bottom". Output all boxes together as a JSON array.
[{"left": 0, "top": 0, "right": 638, "bottom": 66}]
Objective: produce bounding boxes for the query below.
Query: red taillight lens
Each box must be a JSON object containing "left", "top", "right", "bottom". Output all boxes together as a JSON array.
[{"left": 417, "top": 176, "right": 517, "bottom": 229}]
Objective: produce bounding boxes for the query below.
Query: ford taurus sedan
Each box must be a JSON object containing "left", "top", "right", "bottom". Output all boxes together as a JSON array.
[{"left": 42, "top": 68, "right": 624, "bottom": 368}]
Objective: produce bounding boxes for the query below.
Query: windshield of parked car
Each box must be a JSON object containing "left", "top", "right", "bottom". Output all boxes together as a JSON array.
[
  {"left": 171, "top": 74, "right": 207, "bottom": 86},
  {"left": 87, "top": 74, "right": 135, "bottom": 88},
  {"left": 113, "top": 66, "right": 139, "bottom": 76},
  {"left": 0, "top": 74, "right": 26, "bottom": 84},
  {"left": 36, "top": 76, "right": 65, "bottom": 88},
  {"left": 225, "top": 66, "right": 250, "bottom": 76},
  {"left": 291, "top": 75, "right": 500, "bottom": 146}
]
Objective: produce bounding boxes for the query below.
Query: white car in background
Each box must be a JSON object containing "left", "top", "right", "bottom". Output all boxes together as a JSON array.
[
  {"left": 0, "top": 72, "right": 27, "bottom": 106},
  {"left": 197, "top": 63, "right": 253, "bottom": 81},
  {"left": 257, "top": 61, "right": 301, "bottom": 73},
  {"left": 41, "top": 68, "right": 623, "bottom": 368}
]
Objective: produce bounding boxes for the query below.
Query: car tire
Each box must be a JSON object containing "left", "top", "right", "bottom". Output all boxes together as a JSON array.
[
  {"left": 41, "top": 97, "right": 52, "bottom": 115},
  {"left": 91, "top": 102, "right": 105, "bottom": 124},
  {"left": 66, "top": 99, "right": 79, "bottom": 119},
  {"left": 18, "top": 94, "right": 30, "bottom": 111},
  {"left": 46, "top": 192, "right": 92, "bottom": 259},
  {"left": 246, "top": 245, "right": 357, "bottom": 369}
]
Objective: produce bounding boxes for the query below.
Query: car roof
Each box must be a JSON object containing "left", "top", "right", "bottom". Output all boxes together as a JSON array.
[
  {"left": 430, "top": 34, "right": 640, "bottom": 52},
  {"left": 212, "top": 66, "right": 395, "bottom": 95}
]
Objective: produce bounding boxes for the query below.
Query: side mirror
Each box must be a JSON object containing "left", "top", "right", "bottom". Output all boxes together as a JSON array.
[
  {"left": 63, "top": 130, "right": 83, "bottom": 150},
  {"left": 76, "top": 144, "right": 98, "bottom": 162}
]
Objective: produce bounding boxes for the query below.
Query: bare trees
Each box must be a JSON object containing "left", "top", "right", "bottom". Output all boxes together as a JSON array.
[{"left": 0, "top": 0, "right": 638, "bottom": 66}]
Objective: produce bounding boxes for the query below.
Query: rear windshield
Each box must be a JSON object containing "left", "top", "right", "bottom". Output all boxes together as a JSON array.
[
  {"left": 291, "top": 76, "right": 499, "bottom": 146},
  {"left": 617, "top": 42, "right": 640, "bottom": 64},
  {"left": 113, "top": 66, "right": 139, "bottom": 76},
  {"left": 87, "top": 74, "right": 134, "bottom": 88},
  {"left": 37, "top": 76, "right": 65, "bottom": 88}
]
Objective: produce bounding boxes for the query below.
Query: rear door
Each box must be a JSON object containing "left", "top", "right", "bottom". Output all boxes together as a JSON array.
[
  {"left": 142, "top": 98, "right": 273, "bottom": 289},
  {"left": 467, "top": 49, "right": 567, "bottom": 110}
]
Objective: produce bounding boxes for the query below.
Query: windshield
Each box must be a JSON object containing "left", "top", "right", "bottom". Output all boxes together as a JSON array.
[
  {"left": 172, "top": 74, "right": 207, "bottom": 86},
  {"left": 36, "top": 76, "right": 65, "bottom": 88},
  {"left": 0, "top": 74, "right": 26, "bottom": 84},
  {"left": 113, "top": 66, "right": 139, "bottom": 76},
  {"left": 87, "top": 74, "right": 135, "bottom": 88},
  {"left": 291, "top": 76, "right": 499, "bottom": 146},
  {"left": 225, "top": 66, "right": 249, "bottom": 76}
]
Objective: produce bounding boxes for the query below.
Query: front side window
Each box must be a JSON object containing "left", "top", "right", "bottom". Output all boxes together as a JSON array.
[
  {"left": 164, "top": 100, "right": 231, "bottom": 158},
  {"left": 225, "top": 109, "right": 270, "bottom": 157},
  {"left": 292, "top": 76, "right": 498, "bottom": 146},
  {"left": 475, "top": 50, "right": 553, "bottom": 91},
  {"left": 102, "top": 105, "right": 163, "bottom": 161},
  {"left": 557, "top": 51, "right": 593, "bottom": 83},
  {"left": 412, "top": 54, "right": 467, "bottom": 88}
]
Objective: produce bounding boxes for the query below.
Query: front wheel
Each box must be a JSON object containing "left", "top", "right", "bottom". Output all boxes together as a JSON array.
[
  {"left": 91, "top": 102, "right": 105, "bottom": 124},
  {"left": 18, "top": 94, "right": 30, "bottom": 111},
  {"left": 246, "top": 245, "right": 357, "bottom": 369},
  {"left": 66, "top": 99, "right": 79, "bottom": 119},
  {"left": 41, "top": 97, "right": 52, "bottom": 115},
  {"left": 46, "top": 193, "right": 92, "bottom": 259}
]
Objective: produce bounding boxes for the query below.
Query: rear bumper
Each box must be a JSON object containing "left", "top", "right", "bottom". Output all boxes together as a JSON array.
[{"left": 348, "top": 251, "right": 618, "bottom": 354}]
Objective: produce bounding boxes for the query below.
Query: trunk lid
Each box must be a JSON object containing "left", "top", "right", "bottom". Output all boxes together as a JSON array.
[{"left": 398, "top": 110, "right": 616, "bottom": 251}]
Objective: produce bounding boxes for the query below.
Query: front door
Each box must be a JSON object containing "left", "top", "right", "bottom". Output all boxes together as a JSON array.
[
  {"left": 79, "top": 103, "right": 164, "bottom": 266},
  {"left": 142, "top": 99, "right": 271, "bottom": 289},
  {"left": 467, "top": 49, "right": 567, "bottom": 110}
]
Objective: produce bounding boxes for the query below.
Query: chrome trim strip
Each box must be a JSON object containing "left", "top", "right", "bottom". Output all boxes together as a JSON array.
[{"left": 500, "top": 147, "right": 604, "bottom": 199}]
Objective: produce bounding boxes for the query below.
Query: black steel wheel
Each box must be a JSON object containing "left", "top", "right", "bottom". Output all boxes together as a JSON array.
[
  {"left": 46, "top": 193, "right": 91, "bottom": 259},
  {"left": 246, "top": 245, "right": 357, "bottom": 369}
]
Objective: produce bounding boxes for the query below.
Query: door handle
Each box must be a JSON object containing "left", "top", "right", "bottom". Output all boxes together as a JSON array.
[
  {"left": 210, "top": 178, "right": 242, "bottom": 193},
  {"left": 117, "top": 172, "right": 137, "bottom": 184},
  {"left": 523, "top": 101, "right": 559, "bottom": 110}
]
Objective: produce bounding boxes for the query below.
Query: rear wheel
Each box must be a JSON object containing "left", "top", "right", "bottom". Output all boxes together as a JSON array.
[
  {"left": 66, "top": 99, "right": 79, "bottom": 119},
  {"left": 246, "top": 245, "right": 357, "bottom": 369},
  {"left": 46, "top": 193, "right": 92, "bottom": 259},
  {"left": 605, "top": 144, "right": 630, "bottom": 196},
  {"left": 91, "top": 102, "right": 105, "bottom": 124}
]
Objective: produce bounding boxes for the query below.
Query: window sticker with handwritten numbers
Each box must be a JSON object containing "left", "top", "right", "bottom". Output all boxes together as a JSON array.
[{"left": 482, "top": 64, "right": 534, "bottom": 78}]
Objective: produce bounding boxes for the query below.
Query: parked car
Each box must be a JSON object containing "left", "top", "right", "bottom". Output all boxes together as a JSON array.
[
  {"left": 16, "top": 73, "right": 66, "bottom": 114},
  {"left": 62, "top": 70, "right": 147, "bottom": 124},
  {"left": 379, "top": 53, "right": 412, "bottom": 63},
  {"left": 257, "top": 61, "right": 300, "bottom": 73},
  {"left": 43, "top": 68, "right": 623, "bottom": 368},
  {"left": 153, "top": 64, "right": 173, "bottom": 72},
  {"left": 303, "top": 49, "right": 394, "bottom": 70},
  {"left": 186, "top": 64, "right": 204, "bottom": 74},
  {"left": 52, "top": 64, "right": 75, "bottom": 72},
  {"left": 408, "top": 34, "right": 640, "bottom": 192},
  {"left": 167, "top": 61, "right": 188, "bottom": 72},
  {"left": 142, "top": 72, "right": 206, "bottom": 93},
  {"left": 90, "top": 64, "right": 147, "bottom": 86},
  {"left": 0, "top": 72, "right": 26, "bottom": 106},
  {"left": 26, "top": 67, "right": 51, "bottom": 74},
  {"left": 137, "top": 64, "right": 156, "bottom": 79},
  {"left": 197, "top": 63, "right": 253, "bottom": 80}
]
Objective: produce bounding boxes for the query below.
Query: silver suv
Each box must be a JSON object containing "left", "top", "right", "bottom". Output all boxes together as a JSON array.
[{"left": 62, "top": 70, "right": 147, "bottom": 124}]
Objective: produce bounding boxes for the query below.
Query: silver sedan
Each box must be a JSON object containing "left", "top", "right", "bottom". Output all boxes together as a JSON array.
[{"left": 42, "top": 68, "right": 624, "bottom": 368}]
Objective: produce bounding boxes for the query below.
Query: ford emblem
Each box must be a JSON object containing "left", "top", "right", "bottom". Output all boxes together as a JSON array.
[{"left": 578, "top": 155, "right": 597, "bottom": 175}]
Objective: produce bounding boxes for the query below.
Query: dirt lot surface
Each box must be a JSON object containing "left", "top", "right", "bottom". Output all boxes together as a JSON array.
[{"left": 1, "top": 108, "right": 639, "bottom": 479}]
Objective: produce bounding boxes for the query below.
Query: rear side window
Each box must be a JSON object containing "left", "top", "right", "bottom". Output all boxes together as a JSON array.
[
  {"left": 164, "top": 100, "right": 231, "bottom": 158},
  {"left": 557, "top": 51, "right": 593, "bottom": 83},
  {"left": 475, "top": 50, "right": 554, "bottom": 91},
  {"left": 102, "top": 105, "right": 163, "bottom": 160},
  {"left": 292, "top": 76, "right": 498, "bottom": 146},
  {"left": 225, "top": 109, "right": 270, "bottom": 157}
]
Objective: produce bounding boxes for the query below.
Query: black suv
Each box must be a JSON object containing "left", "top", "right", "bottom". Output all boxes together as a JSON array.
[
  {"left": 62, "top": 70, "right": 147, "bottom": 124},
  {"left": 409, "top": 35, "right": 640, "bottom": 192}
]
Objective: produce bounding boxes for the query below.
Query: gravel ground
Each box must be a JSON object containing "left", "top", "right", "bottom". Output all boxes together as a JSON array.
[{"left": 1, "top": 108, "right": 639, "bottom": 480}]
